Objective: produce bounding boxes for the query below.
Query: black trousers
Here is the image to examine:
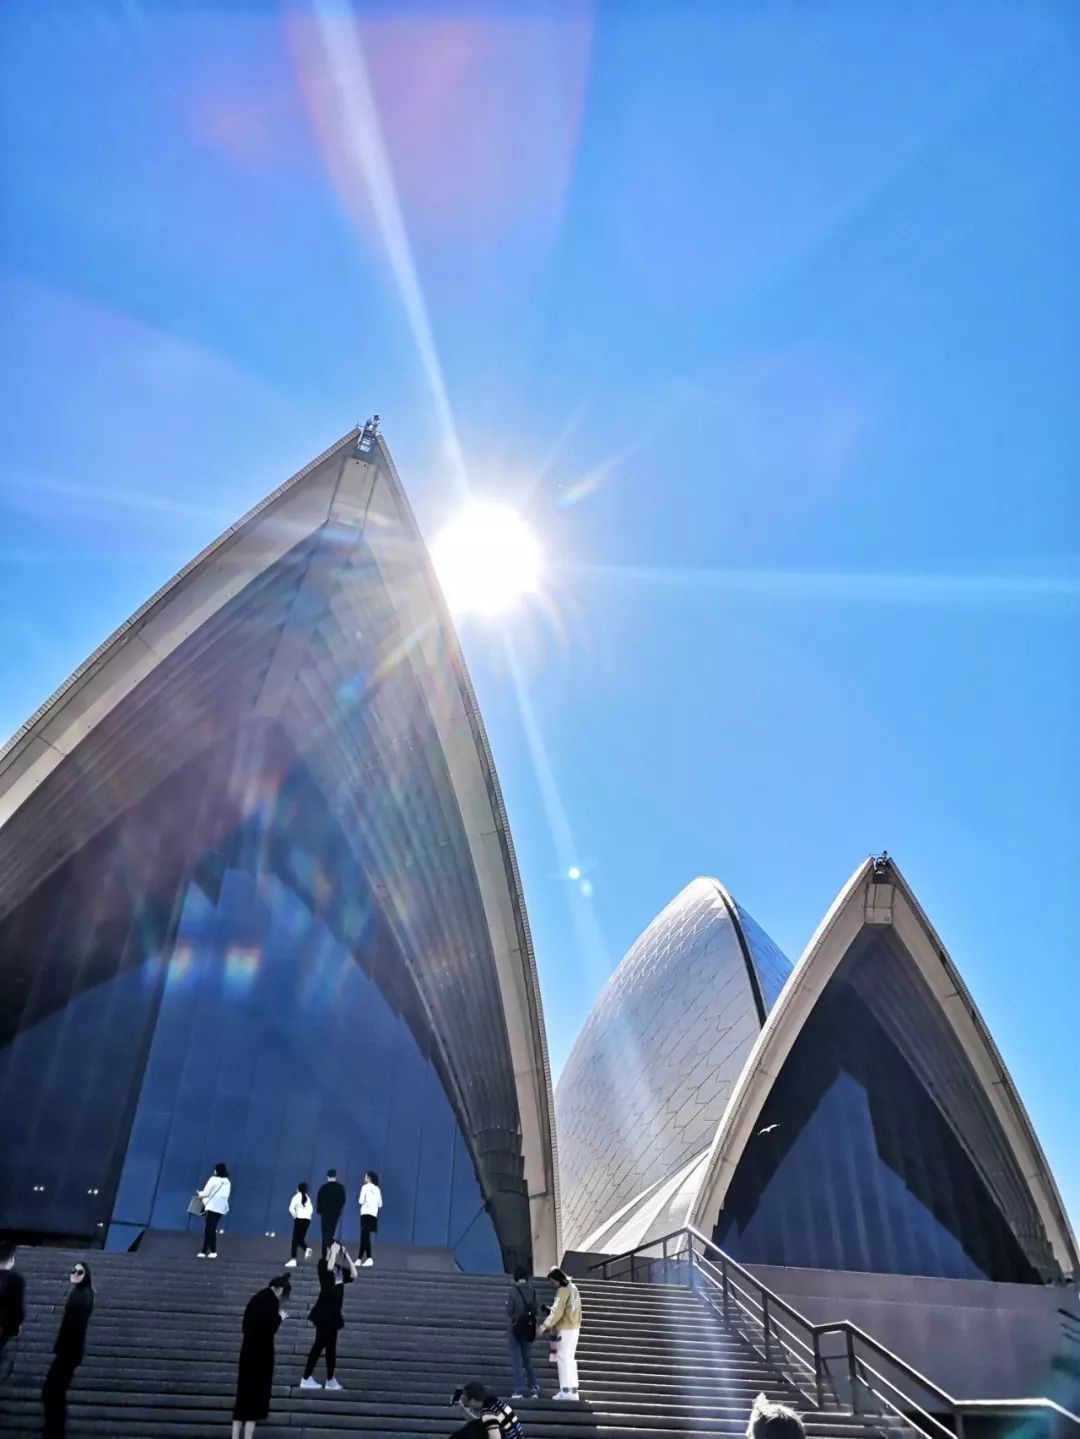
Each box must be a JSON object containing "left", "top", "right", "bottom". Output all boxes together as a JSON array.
[
  {"left": 291, "top": 1216, "right": 311, "bottom": 1259},
  {"left": 202, "top": 1210, "right": 222, "bottom": 1254},
  {"left": 304, "top": 1326, "right": 338, "bottom": 1380},
  {"left": 42, "top": 1354, "right": 79, "bottom": 1438},
  {"left": 359, "top": 1214, "right": 377, "bottom": 1261},
  {"left": 319, "top": 1212, "right": 341, "bottom": 1258}
]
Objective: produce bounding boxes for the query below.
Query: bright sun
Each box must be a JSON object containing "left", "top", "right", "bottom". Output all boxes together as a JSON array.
[{"left": 432, "top": 503, "right": 542, "bottom": 618}]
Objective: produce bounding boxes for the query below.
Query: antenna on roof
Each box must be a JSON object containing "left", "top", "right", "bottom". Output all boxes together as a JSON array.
[{"left": 356, "top": 415, "right": 380, "bottom": 456}]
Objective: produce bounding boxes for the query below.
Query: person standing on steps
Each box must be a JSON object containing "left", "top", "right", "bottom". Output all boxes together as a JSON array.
[
  {"left": 41, "top": 1260, "right": 93, "bottom": 1438},
  {"left": 300, "top": 1240, "right": 357, "bottom": 1391},
  {"left": 316, "top": 1168, "right": 346, "bottom": 1259},
  {"left": 232, "top": 1273, "right": 291, "bottom": 1439},
  {"left": 537, "top": 1267, "right": 582, "bottom": 1402},
  {"left": 505, "top": 1266, "right": 539, "bottom": 1400},
  {"left": 197, "top": 1163, "right": 231, "bottom": 1258},
  {"left": 285, "top": 1182, "right": 313, "bottom": 1268},
  {"left": 0, "top": 1241, "right": 26, "bottom": 1388},
  {"left": 357, "top": 1170, "right": 382, "bottom": 1267}
]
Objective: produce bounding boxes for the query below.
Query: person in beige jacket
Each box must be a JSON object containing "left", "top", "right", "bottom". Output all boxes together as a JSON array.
[{"left": 537, "top": 1267, "right": 582, "bottom": 1400}]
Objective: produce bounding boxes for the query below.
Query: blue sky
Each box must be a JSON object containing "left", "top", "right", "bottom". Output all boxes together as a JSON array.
[{"left": 1, "top": 3, "right": 1077, "bottom": 1230}]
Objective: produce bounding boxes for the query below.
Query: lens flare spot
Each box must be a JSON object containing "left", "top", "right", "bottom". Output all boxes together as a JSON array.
[{"left": 432, "top": 503, "right": 541, "bottom": 618}]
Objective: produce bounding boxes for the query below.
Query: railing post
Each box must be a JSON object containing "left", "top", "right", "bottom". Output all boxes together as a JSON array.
[
  {"left": 630, "top": 1251, "right": 636, "bottom": 1283},
  {"left": 846, "top": 1330, "right": 859, "bottom": 1415},
  {"left": 955, "top": 1407, "right": 966, "bottom": 1439},
  {"left": 813, "top": 1332, "right": 824, "bottom": 1410},
  {"left": 762, "top": 1293, "right": 771, "bottom": 1356},
  {"left": 687, "top": 1236, "right": 696, "bottom": 1292},
  {"left": 721, "top": 1253, "right": 729, "bottom": 1321},
  {"left": 662, "top": 1234, "right": 669, "bottom": 1285}
]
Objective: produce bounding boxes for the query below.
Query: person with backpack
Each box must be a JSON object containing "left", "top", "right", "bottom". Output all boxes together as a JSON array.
[
  {"left": 537, "top": 1267, "right": 583, "bottom": 1401},
  {"left": 505, "top": 1267, "right": 539, "bottom": 1399}
]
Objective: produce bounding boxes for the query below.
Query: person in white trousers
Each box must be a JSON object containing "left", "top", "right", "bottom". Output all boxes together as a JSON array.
[
  {"left": 357, "top": 1171, "right": 382, "bottom": 1266},
  {"left": 538, "top": 1267, "right": 582, "bottom": 1400}
]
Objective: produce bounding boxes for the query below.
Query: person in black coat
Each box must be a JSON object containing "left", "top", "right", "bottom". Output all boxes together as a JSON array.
[
  {"left": 232, "top": 1275, "right": 291, "bottom": 1439},
  {"left": 42, "top": 1260, "right": 94, "bottom": 1438},
  {"left": 315, "top": 1169, "right": 346, "bottom": 1258},
  {"left": 299, "top": 1242, "right": 356, "bottom": 1391},
  {"left": 0, "top": 1240, "right": 26, "bottom": 1387}
]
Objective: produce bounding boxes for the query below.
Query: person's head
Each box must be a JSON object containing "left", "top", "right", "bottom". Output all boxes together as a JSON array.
[
  {"left": 364, "top": 1170, "right": 379, "bottom": 1187},
  {"left": 746, "top": 1394, "right": 805, "bottom": 1439},
  {"left": 269, "top": 1274, "right": 292, "bottom": 1301},
  {"left": 513, "top": 1265, "right": 529, "bottom": 1283},
  {"left": 69, "top": 1260, "right": 92, "bottom": 1291},
  {"left": 456, "top": 1382, "right": 491, "bottom": 1415},
  {"left": 298, "top": 1181, "right": 309, "bottom": 1198},
  {"left": 547, "top": 1266, "right": 570, "bottom": 1288},
  {"left": 327, "top": 1168, "right": 337, "bottom": 1180},
  {"left": 0, "top": 1241, "right": 16, "bottom": 1269},
  {"left": 213, "top": 1162, "right": 229, "bottom": 1179}
]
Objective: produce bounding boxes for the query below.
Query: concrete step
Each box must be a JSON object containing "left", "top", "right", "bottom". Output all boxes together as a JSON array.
[{"left": 2, "top": 1248, "right": 877, "bottom": 1439}]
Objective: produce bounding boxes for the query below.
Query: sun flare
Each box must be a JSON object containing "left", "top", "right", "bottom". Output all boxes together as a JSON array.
[{"left": 432, "top": 503, "right": 542, "bottom": 618}]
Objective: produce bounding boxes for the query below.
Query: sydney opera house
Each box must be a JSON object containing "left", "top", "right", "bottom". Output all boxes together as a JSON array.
[
  {"left": 0, "top": 423, "right": 558, "bottom": 1274},
  {"left": 0, "top": 422, "right": 1075, "bottom": 1391}
]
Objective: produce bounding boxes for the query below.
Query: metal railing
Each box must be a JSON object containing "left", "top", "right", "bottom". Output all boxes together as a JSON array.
[{"left": 589, "top": 1226, "right": 1080, "bottom": 1439}]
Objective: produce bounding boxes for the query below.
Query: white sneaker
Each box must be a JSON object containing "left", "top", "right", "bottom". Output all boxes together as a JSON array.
[
  {"left": 553, "top": 1391, "right": 573, "bottom": 1401},
  {"left": 361, "top": 1257, "right": 373, "bottom": 1267},
  {"left": 196, "top": 1252, "right": 207, "bottom": 1259},
  {"left": 325, "top": 1378, "right": 343, "bottom": 1391},
  {"left": 284, "top": 1259, "right": 297, "bottom": 1268},
  {"left": 300, "top": 1376, "right": 322, "bottom": 1390},
  {"left": 206, "top": 1252, "right": 218, "bottom": 1259}
]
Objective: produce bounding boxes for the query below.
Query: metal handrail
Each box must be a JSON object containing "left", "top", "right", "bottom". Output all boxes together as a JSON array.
[{"left": 587, "top": 1225, "right": 1080, "bottom": 1438}]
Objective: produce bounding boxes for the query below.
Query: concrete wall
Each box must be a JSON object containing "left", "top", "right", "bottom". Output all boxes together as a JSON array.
[{"left": 747, "top": 1263, "right": 1080, "bottom": 1404}]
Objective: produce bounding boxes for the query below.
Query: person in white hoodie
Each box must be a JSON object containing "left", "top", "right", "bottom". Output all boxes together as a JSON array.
[
  {"left": 357, "top": 1171, "right": 382, "bottom": 1267},
  {"left": 285, "top": 1182, "right": 313, "bottom": 1268},
  {"left": 197, "top": 1163, "right": 231, "bottom": 1258}
]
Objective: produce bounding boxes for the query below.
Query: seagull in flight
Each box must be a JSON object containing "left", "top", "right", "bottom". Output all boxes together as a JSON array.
[{"left": 757, "top": 1124, "right": 780, "bottom": 1135}]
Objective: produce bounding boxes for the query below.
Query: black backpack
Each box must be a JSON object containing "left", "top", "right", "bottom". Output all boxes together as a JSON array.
[{"left": 511, "top": 1283, "right": 537, "bottom": 1343}]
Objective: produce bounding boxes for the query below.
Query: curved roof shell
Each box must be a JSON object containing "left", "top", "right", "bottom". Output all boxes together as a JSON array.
[
  {"left": 690, "top": 855, "right": 1077, "bottom": 1280},
  {"left": 0, "top": 427, "right": 559, "bottom": 1269},
  {"left": 556, "top": 876, "right": 791, "bottom": 1252}
]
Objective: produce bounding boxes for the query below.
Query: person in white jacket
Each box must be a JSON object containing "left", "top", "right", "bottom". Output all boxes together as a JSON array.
[
  {"left": 357, "top": 1171, "right": 382, "bottom": 1267},
  {"left": 285, "top": 1181, "right": 313, "bottom": 1268},
  {"left": 197, "top": 1163, "right": 231, "bottom": 1258}
]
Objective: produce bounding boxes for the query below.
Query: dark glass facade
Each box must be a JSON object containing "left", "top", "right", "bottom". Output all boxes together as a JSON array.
[
  {"left": 0, "top": 734, "right": 504, "bottom": 1270},
  {"left": 713, "top": 937, "right": 1046, "bottom": 1283}
]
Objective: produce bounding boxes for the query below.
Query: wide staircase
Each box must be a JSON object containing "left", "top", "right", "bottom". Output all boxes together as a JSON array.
[{"left": 0, "top": 1246, "right": 893, "bottom": 1439}]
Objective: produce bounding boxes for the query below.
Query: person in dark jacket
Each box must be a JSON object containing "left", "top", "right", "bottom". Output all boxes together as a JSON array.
[
  {"left": 450, "top": 1382, "right": 525, "bottom": 1439},
  {"left": 505, "top": 1267, "right": 539, "bottom": 1399},
  {"left": 41, "top": 1260, "right": 94, "bottom": 1438},
  {"left": 0, "top": 1240, "right": 26, "bottom": 1387},
  {"left": 299, "top": 1241, "right": 356, "bottom": 1390},
  {"left": 232, "top": 1274, "right": 291, "bottom": 1439},
  {"left": 315, "top": 1169, "right": 346, "bottom": 1259}
]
